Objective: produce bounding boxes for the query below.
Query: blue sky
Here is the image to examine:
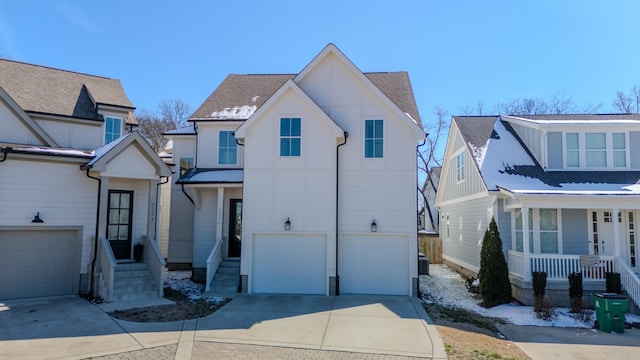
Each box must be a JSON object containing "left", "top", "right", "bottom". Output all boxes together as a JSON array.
[{"left": 1, "top": 1, "right": 639, "bottom": 126}]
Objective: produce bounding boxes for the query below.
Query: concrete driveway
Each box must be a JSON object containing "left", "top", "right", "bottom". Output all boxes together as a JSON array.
[{"left": 0, "top": 294, "right": 446, "bottom": 359}]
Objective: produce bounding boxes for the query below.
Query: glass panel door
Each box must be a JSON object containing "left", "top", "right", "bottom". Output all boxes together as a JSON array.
[{"left": 108, "top": 190, "right": 134, "bottom": 260}]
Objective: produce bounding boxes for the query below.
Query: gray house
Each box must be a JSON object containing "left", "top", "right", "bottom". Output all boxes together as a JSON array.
[{"left": 436, "top": 114, "right": 640, "bottom": 308}]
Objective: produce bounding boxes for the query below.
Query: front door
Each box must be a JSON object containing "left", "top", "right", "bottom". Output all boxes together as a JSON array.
[
  {"left": 107, "top": 190, "right": 134, "bottom": 260},
  {"left": 228, "top": 199, "right": 242, "bottom": 257}
]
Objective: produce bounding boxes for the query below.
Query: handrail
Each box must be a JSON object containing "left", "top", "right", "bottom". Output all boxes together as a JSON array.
[
  {"left": 98, "top": 237, "right": 116, "bottom": 302},
  {"left": 143, "top": 236, "right": 166, "bottom": 298},
  {"left": 205, "top": 238, "right": 224, "bottom": 292},
  {"left": 614, "top": 256, "right": 640, "bottom": 309}
]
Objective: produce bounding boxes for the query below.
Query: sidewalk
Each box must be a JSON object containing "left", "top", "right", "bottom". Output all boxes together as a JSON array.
[{"left": 497, "top": 323, "right": 640, "bottom": 359}]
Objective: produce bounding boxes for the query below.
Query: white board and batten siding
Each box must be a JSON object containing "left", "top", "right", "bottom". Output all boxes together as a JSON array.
[{"left": 251, "top": 233, "right": 327, "bottom": 294}]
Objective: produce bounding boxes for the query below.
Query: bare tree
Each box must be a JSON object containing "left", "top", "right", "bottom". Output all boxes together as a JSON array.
[
  {"left": 630, "top": 85, "right": 640, "bottom": 113},
  {"left": 136, "top": 98, "right": 192, "bottom": 152},
  {"left": 613, "top": 90, "right": 634, "bottom": 113},
  {"left": 460, "top": 101, "right": 485, "bottom": 116},
  {"left": 417, "top": 106, "right": 449, "bottom": 229},
  {"left": 159, "top": 98, "right": 191, "bottom": 128}
]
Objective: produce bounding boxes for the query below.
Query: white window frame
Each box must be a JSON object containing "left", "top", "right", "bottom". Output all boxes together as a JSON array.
[
  {"left": 104, "top": 116, "right": 123, "bottom": 145},
  {"left": 218, "top": 131, "right": 237, "bottom": 165},
  {"left": 455, "top": 151, "right": 465, "bottom": 183},
  {"left": 364, "top": 119, "right": 384, "bottom": 159},
  {"left": 512, "top": 208, "right": 562, "bottom": 254},
  {"left": 562, "top": 131, "right": 629, "bottom": 170}
]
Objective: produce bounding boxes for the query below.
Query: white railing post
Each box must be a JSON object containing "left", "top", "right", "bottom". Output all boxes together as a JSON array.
[
  {"left": 98, "top": 237, "right": 116, "bottom": 302},
  {"left": 143, "top": 236, "right": 166, "bottom": 298},
  {"left": 614, "top": 257, "right": 640, "bottom": 309},
  {"left": 522, "top": 207, "right": 532, "bottom": 282},
  {"left": 205, "top": 237, "right": 224, "bottom": 292}
]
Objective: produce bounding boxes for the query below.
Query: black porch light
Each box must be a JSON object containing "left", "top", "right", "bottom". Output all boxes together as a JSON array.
[
  {"left": 284, "top": 217, "right": 291, "bottom": 231},
  {"left": 371, "top": 219, "right": 377, "bottom": 232},
  {"left": 32, "top": 212, "right": 44, "bottom": 223}
]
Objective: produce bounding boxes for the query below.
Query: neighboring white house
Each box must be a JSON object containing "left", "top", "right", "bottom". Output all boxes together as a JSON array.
[
  {"left": 166, "top": 44, "right": 425, "bottom": 296},
  {"left": 436, "top": 114, "right": 640, "bottom": 308},
  {"left": 0, "top": 59, "right": 171, "bottom": 302}
]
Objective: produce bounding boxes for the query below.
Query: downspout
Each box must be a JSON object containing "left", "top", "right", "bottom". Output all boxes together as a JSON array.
[
  {"left": 85, "top": 167, "right": 101, "bottom": 297},
  {"left": 181, "top": 122, "right": 200, "bottom": 206},
  {"left": 416, "top": 135, "right": 427, "bottom": 297},
  {"left": 0, "top": 146, "right": 11, "bottom": 163},
  {"left": 181, "top": 183, "right": 195, "bottom": 206},
  {"left": 335, "top": 132, "right": 349, "bottom": 295}
]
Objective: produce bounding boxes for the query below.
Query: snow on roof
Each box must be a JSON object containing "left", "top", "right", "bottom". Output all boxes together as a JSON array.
[
  {"left": 164, "top": 125, "right": 196, "bottom": 135},
  {"left": 210, "top": 105, "right": 257, "bottom": 120},
  {"left": 178, "top": 169, "right": 243, "bottom": 184},
  {"left": 475, "top": 120, "right": 640, "bottom": 196},
  {"left": 11, "top": 145, "right": 92, "bottom": 158}
]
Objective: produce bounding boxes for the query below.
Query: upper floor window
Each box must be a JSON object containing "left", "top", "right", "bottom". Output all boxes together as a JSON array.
[
  {"left": 218, "top": 131, "right": 237, "bottom": 165},
  {"left": 364, "top": 119, "right": 383, "bottom": 158},
  {"left": 613, "top": 132, "right": 626, "bottom": 167},
  {"left": 585, "top": 132, "right": 606, "bottom": 167},
  {"left": 456, "top": 152, "right": 465, "bottom": 182},
  {"left": 280, "top": 117, "right": 301, "bottom": 157},
  {"left": 104, "top": 117, "right": 122, "bottom": 144},
  {"left": 179, "top": 157, "right": 194, "bottom": 176},
  {"left": 563, "top": 131, "right": 628, "bottom": 169}
]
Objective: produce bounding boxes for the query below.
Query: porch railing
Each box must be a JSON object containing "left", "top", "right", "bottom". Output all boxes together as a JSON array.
[
  {"left": 98, "top": 237, "right": 117, "bottom": 302},
  {"left": 205, "top": 237, "right": 224, "bottom": 292},
  {"left": 143, "top": 236, "right": 166, "bottom": 298},
  {"left": 508, "top": 252, "right": 615, "bottom": 281},
  {"left": 614, "top": 257, "right": 640, "bottom": 309}
]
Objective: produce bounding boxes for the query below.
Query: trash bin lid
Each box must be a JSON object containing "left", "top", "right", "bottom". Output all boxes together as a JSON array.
[{"left": 593, "top": 292, "right": 627, "bottom": 299}]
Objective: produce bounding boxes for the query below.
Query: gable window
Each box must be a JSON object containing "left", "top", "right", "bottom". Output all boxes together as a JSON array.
[
  {"left": 104, "top": 117, "right": 122, "bottom": 144},
  {"left": 585, "top": 132, "right": 606, "bottom": 167},
  {"left": 218, "top": 131, "right": 237, "bottom": 165},
  {"left": 280, "top": 117, "right": 301, "bottom": 157},
  {"left": 613, "top": 132, "right": 626, "bottom": 167},
  {"left": 179, "top": 157, "right": 194, "bottom": 176},
  {"left": 364, "top": 119, "right": 383, "bottom": 158},
  {"left": 565, "top": 133, "right": 579, "bottom": 167},
  {"left": 456, "top": 152, "right": 465, "bottom": 182}
]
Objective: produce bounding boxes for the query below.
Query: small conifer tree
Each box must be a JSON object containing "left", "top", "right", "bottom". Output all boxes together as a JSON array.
[{"left": 478, "top": 218, "right": 512, "bottom": 307}]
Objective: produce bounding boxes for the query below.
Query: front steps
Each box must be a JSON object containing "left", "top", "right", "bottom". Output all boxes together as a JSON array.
[
  {"left": 112, "top": 262, "right": 160, "bottom": 302},
  {"left": 208, "top": 258, "right": 240, "bottom": 294}
]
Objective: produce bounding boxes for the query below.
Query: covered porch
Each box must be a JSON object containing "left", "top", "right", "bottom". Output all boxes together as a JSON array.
[{"left": 501, "top": 189, "right": 640, "bottom": 309}]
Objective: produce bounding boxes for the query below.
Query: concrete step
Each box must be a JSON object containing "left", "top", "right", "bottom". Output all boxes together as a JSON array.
[
  {"left": 114, "top": 274, "right": 155, "bottom": 286},
  {"left": 114, "top": 282, "right": 158, "bottom": 293},
  {"left": 216, "top": 266, "right": 240, "bottom": 275},
  {"left": 114, "top": 268, "right": 152, "bottom": 278},
  {"left": 116, "top": 262, "right": 149, "bottom": 271},
  {"left": 212, "top": 272, "right": 239, "bottom": 280},
  {"left": 212, "top": 278, "right": 239, "bottom": 286},
  {"left": 208, "top": 284, "right": 238, "bottom": 293}
]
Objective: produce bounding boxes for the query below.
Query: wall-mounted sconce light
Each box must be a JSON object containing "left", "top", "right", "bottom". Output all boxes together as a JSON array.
[
  {"left": 371, "top": 219, "right": 377, "bottom": 232},
  {"left": 284, "top": 217, "right": 291, "bottom": 231},
  {"left": 32, "top": 212, "right": 44, "bottom": 223}
]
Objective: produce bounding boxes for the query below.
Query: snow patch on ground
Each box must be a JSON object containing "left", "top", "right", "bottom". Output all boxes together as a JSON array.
[
  {"left": 163, "top": 269, "right": 226, "bottom": 303},
  {"left": 421, "top": 264, "right": 640, "bottom": 328}
]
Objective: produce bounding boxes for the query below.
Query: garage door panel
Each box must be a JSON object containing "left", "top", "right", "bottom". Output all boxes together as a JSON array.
[
  {"left": 341, "top": 234, "right": 409, "bottom": 295},
  {"left": 0, "top": 229, "right": 80, "bottom": 300},
  {"left": 252, "top": 234, "right": 327, "bottom": 295}
]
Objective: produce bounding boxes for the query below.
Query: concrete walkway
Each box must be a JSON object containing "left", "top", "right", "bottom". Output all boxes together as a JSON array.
[
  {"left": 497, "top": 323, "right": 640, "bottom": 360},
  {"left": 0, "top": 294, "right": 446, "bottom": 360}
]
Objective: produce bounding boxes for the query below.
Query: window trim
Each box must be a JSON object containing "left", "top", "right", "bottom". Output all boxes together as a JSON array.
[
  {"left": 218, "top": 131, "right": 238, "bottom": 165},
  {"left": 455, "top": 151, "right": 465, "bottom": 183},
  {"left": 279, "top": 117, "right": 301, "bottom": 157},
  {"left": 512, "top": 208, "right": 562, "bottom": 254},
  {"left": 562, "top": 131, "right": 629, "bottom": 170},
  {"left": 364, "top": 119, "right": 384, "bottom": 159},
  {"left": 104, "top": 116, "right": 123, "bottom": 145}
]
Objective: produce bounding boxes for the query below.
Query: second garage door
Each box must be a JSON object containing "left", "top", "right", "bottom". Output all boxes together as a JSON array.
[
  {"left": 340, "top": 234, "right": 409, "bottom": 295},
  {"left": 0, "top": 228, "right": 80, "bottom": 300},
  {"left": 252, "top": 234, "right": 327, "bottom": 294}
]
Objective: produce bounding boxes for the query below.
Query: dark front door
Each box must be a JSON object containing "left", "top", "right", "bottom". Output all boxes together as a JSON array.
[
  {"left": 107, "top": 190, "right": 134, "bottom": 260},
  {"left": 228, "top": 199, "right": 242, "bottom": 257}
]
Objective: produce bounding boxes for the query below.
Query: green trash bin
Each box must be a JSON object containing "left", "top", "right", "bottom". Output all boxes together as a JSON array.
[{"left": 592, "top": 293, "right": 628, "bottom": 333}]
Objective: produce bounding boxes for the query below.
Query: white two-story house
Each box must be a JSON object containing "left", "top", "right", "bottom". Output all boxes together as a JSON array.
[
  {"left": 165, "top": 44, "right": 425, "bottom": 296},
  {"left": 0, "top": 59, "right": 170, "bottom": 302},
  {"left": 436, "top": 114, "right": 640, "bottom": 308}
]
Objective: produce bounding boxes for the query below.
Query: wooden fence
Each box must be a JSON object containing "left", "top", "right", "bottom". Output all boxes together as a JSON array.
[{"left": 418, "top": 232, "right": 442, "bottom": 264}]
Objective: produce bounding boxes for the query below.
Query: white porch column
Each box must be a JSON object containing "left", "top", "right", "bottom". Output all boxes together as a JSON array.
[
  {"left": 613, "top": 207, "right": 621, "bottom": 257},
  {"left": 216, "top": 187, "right": 225, "bottom": 244},
  {"left": 147, "top": 179, "right": 159, "bottom": 240},
  {"left": 98, "top": 176, "right": 110, "bottom": 241},
  {"left": 522, "top": 207, "right": 532, "bottom": 282}
]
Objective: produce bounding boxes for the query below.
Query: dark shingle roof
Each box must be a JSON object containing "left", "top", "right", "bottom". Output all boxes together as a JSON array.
[
  {"left": 0, "top": 59, "right": 135, "bottom": 122},
  {"left": 453, "top": 116, "right": 498, "bottom": 149},
  {"left": 190, "top": 72, "right": 422, "bottom": 126}
]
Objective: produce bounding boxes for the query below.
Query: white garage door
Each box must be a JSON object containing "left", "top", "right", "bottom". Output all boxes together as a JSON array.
[
  {"left": 341, "top": 234, "right": 409, "bottom": 295},
  {"left": 0, "top": 229, "right": 80, "bottom": 300},
  {"left": 252, "top": 234, "right": 326, "bottom": 294}
]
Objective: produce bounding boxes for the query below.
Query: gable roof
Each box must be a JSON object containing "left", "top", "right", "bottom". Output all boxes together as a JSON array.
[
  {"left": 504, "top": 113, "right": 640, "bottom": 123},
  {"left": 0, "top": 59, "right": 136, "bottom": 123},
  {"left": 0, "top": 86, "right": 59, "bottom": 147},
  {"left": 189, "top": 49, "right": 422, "bottom": 127},
  {"left": 234, "top": 79, "right": 345, "bottom": 141},
  {"left": 82, "top": 131, "right": 171, "bottom": 177},
  {"left": 452, "top": 115, "right": 640, "bottom": 196}
]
